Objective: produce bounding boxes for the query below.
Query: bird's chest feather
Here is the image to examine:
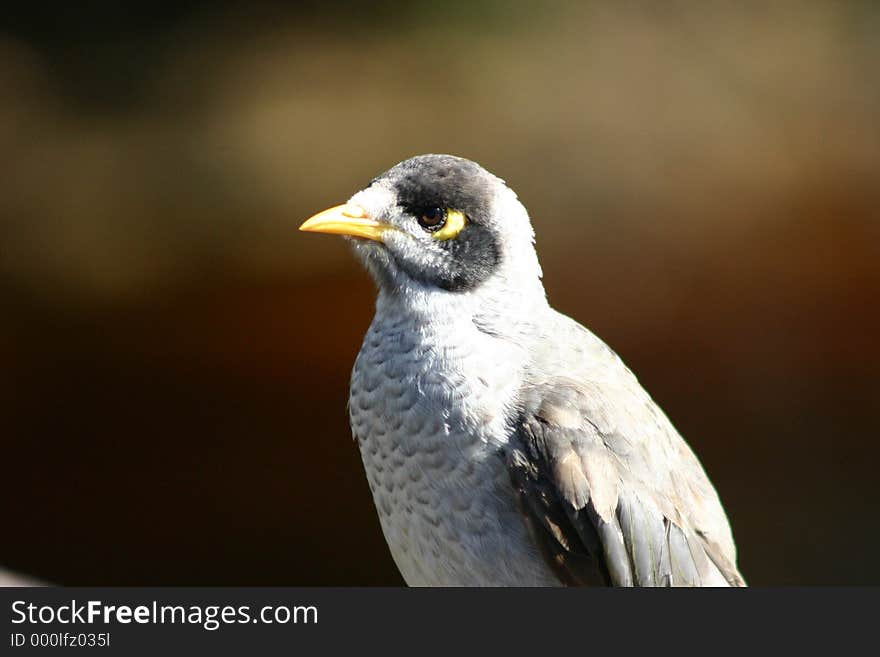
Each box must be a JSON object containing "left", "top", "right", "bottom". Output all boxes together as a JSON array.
[{"left": 349, "top": 307, "right": 557, "bottom": 586}]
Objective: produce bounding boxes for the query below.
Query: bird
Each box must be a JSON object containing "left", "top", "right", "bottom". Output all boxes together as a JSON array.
[{"left": 300, "top": 154, "right": 745, "bottom": 587}]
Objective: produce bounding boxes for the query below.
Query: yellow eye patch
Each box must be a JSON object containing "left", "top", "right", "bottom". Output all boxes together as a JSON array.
[{"left": 432, "top": 209, "right": 467, "bottom": 241}]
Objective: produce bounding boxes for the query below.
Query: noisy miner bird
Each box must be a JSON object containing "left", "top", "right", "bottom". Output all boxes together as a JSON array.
[{"left": 300, "top": 154, "right": 745, "bottom": 587}]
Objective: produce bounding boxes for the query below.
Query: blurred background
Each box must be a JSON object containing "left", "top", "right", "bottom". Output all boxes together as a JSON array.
[{"left": 2, "top": 1, "right": 878, "bottom": 586}]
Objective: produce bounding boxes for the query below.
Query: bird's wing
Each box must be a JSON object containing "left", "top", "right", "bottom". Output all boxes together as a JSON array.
[{"left": 506, "top": 313, "right": 745, "bottom": 587}]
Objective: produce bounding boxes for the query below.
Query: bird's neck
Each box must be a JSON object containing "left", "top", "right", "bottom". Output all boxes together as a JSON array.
[{"left": 375, "top": 275, "right": 548, "bottom": 340}]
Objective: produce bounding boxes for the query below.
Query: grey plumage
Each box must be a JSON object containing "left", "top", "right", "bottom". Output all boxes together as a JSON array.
[
  {"left": 508, "top": 311, "right": 743, "bottom": 586},
  {"left": 302, "top": 154, "right": 745, "bottom": 587}
]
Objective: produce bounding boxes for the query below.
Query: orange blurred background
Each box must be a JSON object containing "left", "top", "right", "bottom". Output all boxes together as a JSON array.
[{"left": 2, "top": 1, "right": 878, "bottom": 585}]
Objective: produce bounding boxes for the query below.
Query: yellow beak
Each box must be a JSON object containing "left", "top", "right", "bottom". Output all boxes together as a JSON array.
[{"left": 299, "top": 204, "right": 389, "bottom": 242}]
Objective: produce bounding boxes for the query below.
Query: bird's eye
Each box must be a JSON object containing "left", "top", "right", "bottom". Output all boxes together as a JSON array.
[
  {"left": 418, "top": 207, "right": 447, "bottom": 231},
  {"left": 417, "top": 208, "right": 468, "bottom": 241}
]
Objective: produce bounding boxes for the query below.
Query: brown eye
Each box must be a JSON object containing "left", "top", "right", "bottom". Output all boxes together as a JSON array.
[{"left": 418, "top": 207, "right": 447, "bottom": 232}]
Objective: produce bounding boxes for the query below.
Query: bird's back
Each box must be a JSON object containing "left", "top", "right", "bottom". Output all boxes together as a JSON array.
[{"left": 510, "top": 308, "right": 743, "bottom": 585}]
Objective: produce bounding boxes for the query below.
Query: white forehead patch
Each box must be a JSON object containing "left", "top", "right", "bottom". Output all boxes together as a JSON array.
[{"left": 348, "top": 184, "right": 397, "bottom": 222}]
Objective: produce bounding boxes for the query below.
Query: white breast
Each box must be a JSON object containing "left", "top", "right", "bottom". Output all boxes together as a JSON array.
[{"left": 349, "top": 294, "right": 559, "bottom": 586}]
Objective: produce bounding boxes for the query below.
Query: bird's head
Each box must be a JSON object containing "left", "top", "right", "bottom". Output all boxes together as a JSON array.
[{"left": 300, "top": 154, "right": 545, "bottom": 306}]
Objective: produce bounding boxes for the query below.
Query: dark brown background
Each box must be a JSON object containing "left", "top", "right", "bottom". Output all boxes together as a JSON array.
[{"left": 2, "top": 1, "right": 878, "bottom": 585}]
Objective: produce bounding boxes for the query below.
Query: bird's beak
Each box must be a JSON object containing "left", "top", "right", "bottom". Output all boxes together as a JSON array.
[{"left": 299, "top": 204, "right": 389, "bottom": 243}]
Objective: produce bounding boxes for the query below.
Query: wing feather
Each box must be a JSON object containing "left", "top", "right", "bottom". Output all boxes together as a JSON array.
[{"left": 507, "top": 369, "right": 745, "bottom": 587}]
